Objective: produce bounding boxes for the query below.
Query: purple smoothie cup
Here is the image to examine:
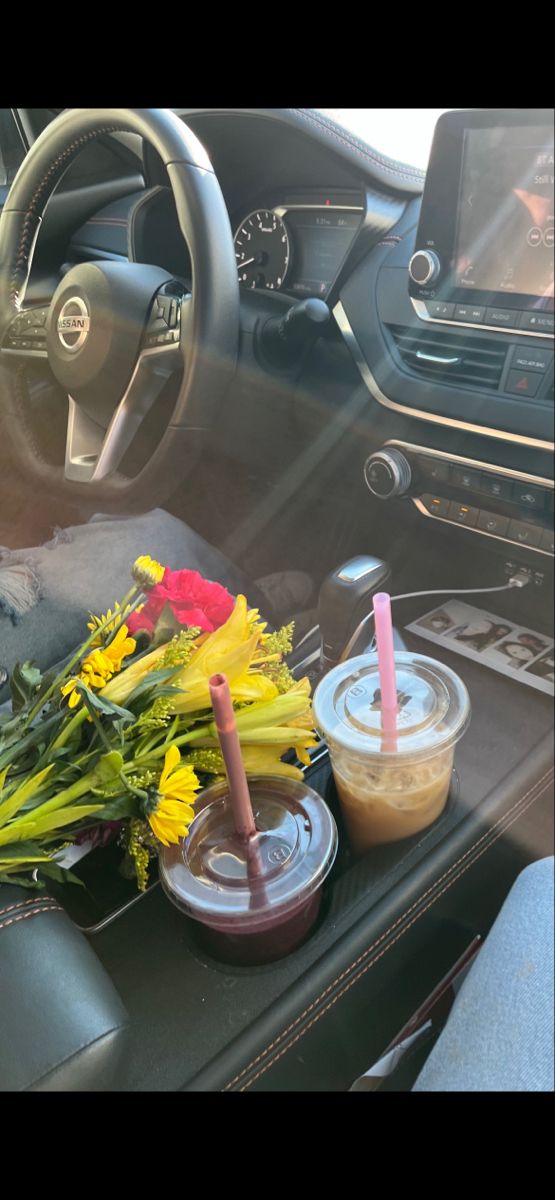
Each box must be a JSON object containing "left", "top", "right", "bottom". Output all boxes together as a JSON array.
[{"left": 158, "top": 775, "right": 338, "bottom": 966}]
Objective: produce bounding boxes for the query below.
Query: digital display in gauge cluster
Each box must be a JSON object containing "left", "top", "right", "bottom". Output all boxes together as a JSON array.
[
  {"left": 233, "top": 199, "right": 362, "bottom": 296},
  {"left": 286, "top": 209, "right": 361, "bottom": 297}
]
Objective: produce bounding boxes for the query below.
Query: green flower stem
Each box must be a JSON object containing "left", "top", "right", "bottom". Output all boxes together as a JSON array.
[
  {"left": 138, "top": 724, "right": 211, "bottom": 761},
  {"left": 0, "top": 713, "right": 63, "bottom": 772},
  {"left": 163, "top": 716, "right": 180, "bottom": 745},
  {"left": 50, "top": 706, "right": 88, "bottom": 750},
  {"left": 24, "top": 585, "right": 141, "bottom": 727},
  {"left": 80, "top": 692, "right": 149, "bottom": 804},
  {"left": 20, "top": 770, "right": 104, "bottom": 819}
]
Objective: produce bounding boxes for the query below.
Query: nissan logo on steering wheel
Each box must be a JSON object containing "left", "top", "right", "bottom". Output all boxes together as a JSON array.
[{"left": 57, "top": 296, "right": 90, "bottom": 352}]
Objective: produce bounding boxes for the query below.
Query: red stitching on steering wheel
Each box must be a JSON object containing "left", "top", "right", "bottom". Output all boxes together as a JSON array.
[{"left": 10, "top": 124, "right": 123, "bottom": 305}]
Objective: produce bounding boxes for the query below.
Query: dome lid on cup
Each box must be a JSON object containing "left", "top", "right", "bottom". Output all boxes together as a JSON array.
[
  {"left": 313, "top": 653, "right": 470, "bottom": 758},
  {"left": 159, "top": 776, "right": 337, "bottom": 931}
]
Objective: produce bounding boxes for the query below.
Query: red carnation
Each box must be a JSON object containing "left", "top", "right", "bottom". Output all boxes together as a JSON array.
[{"left": 127, "top": 568, "right": 235, "bottom": 637}]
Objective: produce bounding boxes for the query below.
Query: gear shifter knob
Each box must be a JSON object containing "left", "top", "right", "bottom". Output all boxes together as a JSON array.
[{"left": 318, "top": 555, "right": 392, "bottom": 671}]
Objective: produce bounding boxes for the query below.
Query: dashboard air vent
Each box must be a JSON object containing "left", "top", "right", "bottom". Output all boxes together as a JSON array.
[{"left": 387, "top": 324, "right": 508, "bottom": 392}]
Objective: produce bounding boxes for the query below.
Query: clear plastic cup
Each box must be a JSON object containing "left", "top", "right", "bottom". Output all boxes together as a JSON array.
[
  {"left": 158, "top": 775, "right": 338, "bottom": 965},
  {"left": 313, "top": 653, "right": 470, "bottom": 854}
]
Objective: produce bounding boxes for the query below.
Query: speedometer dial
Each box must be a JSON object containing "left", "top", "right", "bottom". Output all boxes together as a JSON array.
[{"left": 234, "top": 209, "right": 290, "bottom": 290}]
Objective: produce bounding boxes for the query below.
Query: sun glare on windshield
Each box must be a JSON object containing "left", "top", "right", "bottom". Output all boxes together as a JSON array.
[{"left": 317, "top": 109, "right": 451, "bottom": 172}]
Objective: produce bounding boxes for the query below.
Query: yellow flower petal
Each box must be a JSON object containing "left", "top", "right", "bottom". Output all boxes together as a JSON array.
[
  {"left": 100, "top": 642, "right": 168, "bottom": 704},
  {"left": 160, "top": 744, "right": 182, "bottom": 789},
  {"left": 239, "top": 744, "right": 304, "bottom": 780},
  {"left": 132, "top": 555, "right": 165, "bottom": 588}
]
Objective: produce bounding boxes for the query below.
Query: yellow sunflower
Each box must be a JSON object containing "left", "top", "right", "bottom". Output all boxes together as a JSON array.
[
  {"left": 101, "top": 625, "right": 136, "bottom": 672},
  {"left": 87, "top": 603, "right": 142, "bottom": 647},
  {"left": 148, "top": 745, "right": 200, "bottom": 846},
  {"left": 60, "top": 628, "right": 135, "bottom": 708}
]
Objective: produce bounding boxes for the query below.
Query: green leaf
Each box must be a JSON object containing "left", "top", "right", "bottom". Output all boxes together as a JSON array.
[
  {"left": 34, "top": 668, "right": 58, "bottom": 704},
  {"left": 95, "top": 793, "right": 137, "bottom": 820},
  {"left": 0, "top": 872, "right": 44, "bottom": 888},
  {"left": 0, "top": 838, "right": 45, "bottom": 857},
  {"left": 74, "top": 682, "right": 135, "bottom": 726},
  {"left": 0, "top": 802, "right": 105, "bottom": 845},
  {"left": 151, "top": 602, "right": 182, "bottom": 645},
  {"left": 36, "top": 861, "right": 86, "bottom": 887},
  {"left": 95, "top": 751, "right": 124, "bottom": 781},
  {"left": 10, "top": 661, "right": 43, "bottom": 712},
  {"left": 125, "top": 668, "right": 179, "bottom": 710},
  {"left": 0, "top": 712, "right": 63, "bottom": 772},
  {"left": 0, "top": 764, "right": 56, "bottom": 828}
]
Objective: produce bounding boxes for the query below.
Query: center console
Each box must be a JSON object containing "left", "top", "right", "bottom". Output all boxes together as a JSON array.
[
  {"left": 336, "top": 108, "right": 554, "bottom": 566},
  {"left": 68, "top": 594, "right": 553, "bottom": 1091},
  {"left": 364, "top": 441, "right": 554, "bottom": 558}
]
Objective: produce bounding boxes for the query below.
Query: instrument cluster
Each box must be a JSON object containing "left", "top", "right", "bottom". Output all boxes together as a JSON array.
[{"left": 233, "top": 193, "right": 363, "bottom": 298}]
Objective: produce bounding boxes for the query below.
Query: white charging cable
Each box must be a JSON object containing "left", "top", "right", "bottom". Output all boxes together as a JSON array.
[
  {"left": 292, "top": 570, "right": 531, "bottom": 659},
  {"left": 340, "top": 570, "right": 531, "bottom": 661}
]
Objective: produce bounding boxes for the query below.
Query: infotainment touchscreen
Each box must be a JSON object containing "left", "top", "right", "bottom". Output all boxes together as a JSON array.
[
  {"left": 455, "top": 125, "right": 554, "bottom": 299},
  {"left": 408, "top": 109, "right": 555, "bottom": 331}
]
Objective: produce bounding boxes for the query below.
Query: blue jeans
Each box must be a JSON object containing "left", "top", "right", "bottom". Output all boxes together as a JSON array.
[{"left": 414, "top": 856, "right": 554, "bottom": 1092}]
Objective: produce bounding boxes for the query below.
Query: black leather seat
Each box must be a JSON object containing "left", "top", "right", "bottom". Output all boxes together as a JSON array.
[{"left": 0, "top": 885, "right": 128, "bottom": 1091}]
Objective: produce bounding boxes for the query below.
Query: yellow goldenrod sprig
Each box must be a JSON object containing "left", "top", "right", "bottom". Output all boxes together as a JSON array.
[
  {"left": 259, "top": 622, "right": 295, "bottom": 657},
  {"left": 159, "top": 628, "right": 203, "bottom": 668},
  {"left": 125, "top": 819, "right": 159, "bottom": 891}
]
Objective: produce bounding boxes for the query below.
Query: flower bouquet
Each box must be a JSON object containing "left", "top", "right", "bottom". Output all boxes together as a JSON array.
[{"left": 0, "top": 556, "right": 317, "bottom": 892}]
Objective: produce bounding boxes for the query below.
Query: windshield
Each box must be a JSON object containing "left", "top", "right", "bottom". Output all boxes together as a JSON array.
[{"left": 317, "top": 109, "right": 451, "bottom": 172}]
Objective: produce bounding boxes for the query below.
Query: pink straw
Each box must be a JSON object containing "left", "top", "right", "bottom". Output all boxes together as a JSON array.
[
  {"left": 209, "top": 673, "right": 257, "bottom": 840},
  {"left": 373, "top": 593, "right": 398, "bottom": 751}
]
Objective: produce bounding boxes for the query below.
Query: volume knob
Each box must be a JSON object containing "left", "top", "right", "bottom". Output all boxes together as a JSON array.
[
  {"left": 409, "top": 250, "right": 441, "bottom": 286},
  {"left": 364, "top": 450, "right": 412, "bottom": 499}
]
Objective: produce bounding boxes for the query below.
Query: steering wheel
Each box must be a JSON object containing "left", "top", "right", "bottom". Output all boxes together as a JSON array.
[{"left": 0, "top": 108, "right": 239, "bottom": 512}]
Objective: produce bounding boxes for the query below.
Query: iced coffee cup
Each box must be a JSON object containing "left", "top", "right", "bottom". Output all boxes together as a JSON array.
[
  {"left": 313, "top": 653, "right": 470, "bottom": 854},
  {"left": 159, "top": 776, "right": 338, "bottom": 965}
]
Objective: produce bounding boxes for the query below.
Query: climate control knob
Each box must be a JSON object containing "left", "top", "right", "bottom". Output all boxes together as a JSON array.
[
  {"left": 409, "top": 250, "right": 441, "bottom": 286},
  {"left": 364, "top": 450, "right": 412, "bottom": 499}
]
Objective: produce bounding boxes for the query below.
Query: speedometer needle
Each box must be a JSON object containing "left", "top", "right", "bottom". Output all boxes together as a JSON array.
[{"left": 237, "top": 257, "right": 255, "bottom": 271}]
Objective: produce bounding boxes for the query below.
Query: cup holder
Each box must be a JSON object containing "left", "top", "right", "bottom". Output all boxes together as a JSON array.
[
  {"left": 323, "top": 765, "right": 461, "bottom": 884},
  {"left": 173, "top": 767, "right": 462, "bottom": 977}
]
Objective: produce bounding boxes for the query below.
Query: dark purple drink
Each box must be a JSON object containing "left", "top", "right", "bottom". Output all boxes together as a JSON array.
[{"left": 159, "top": 776, "right": 338, "bottom": 966}]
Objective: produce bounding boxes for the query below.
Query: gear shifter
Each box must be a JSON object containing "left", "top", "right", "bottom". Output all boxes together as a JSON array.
[{"left": 318, "top": 555, "right": 395, "bottom": 672}]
